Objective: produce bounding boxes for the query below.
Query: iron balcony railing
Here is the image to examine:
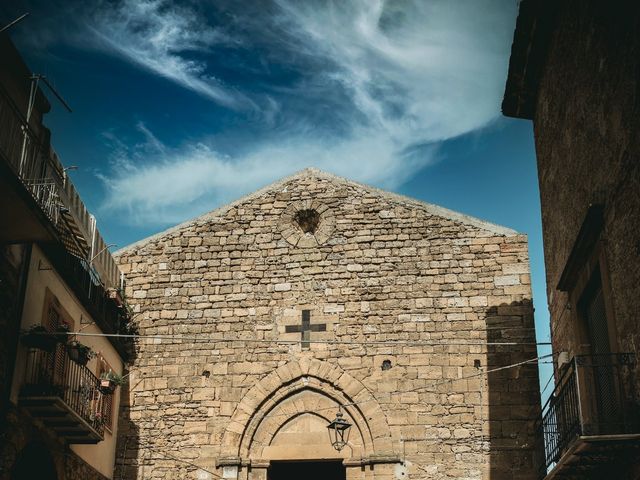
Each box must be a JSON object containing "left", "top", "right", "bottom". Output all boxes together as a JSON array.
[
  {"left": 41, "top": 244, "right": 129, "bottom": 347},
  {"left": 21, "top": 346, "right": 106, "bottom": 438},
  {"left": 540, "top": 353, "right": 636, "bottom": 471},
  {"left": 0, "top": 81, "right": 121, "bottom": 291}
]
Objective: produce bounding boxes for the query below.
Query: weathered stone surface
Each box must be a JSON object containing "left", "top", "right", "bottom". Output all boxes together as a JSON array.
[
  {"left": 531, "top": 0, "right": 640, "bottom": 378},
  {"left": 114, "top": 170, "right": 541, "bottom": 479},
  {"left": 504, "top": 2, "right": 640, "bottom": 477}
]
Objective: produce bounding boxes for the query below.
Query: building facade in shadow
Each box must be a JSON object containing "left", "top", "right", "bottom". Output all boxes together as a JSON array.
[
  {"left": 503, "top": 0, "right": 640, "bottom": 478},
  {"left": 0, "top": 34, "right": 132, "bottom": 480}
]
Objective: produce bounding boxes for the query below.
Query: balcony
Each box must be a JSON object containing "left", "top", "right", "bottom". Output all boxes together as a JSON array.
[
  {"left": 19, "top": 347, "right": 106, "bottom": 444},
  {"left": 41, "top": 244, "right": 130, "bottom": 358},
  {"left": 0, "top": 74, "right": 132, "bottom": 357},
  {"left": 540, "top": 354, "right": 640, "bottom": 479},
  {"left": 0, "top": 74, "right": 121, "bottom": 292}
]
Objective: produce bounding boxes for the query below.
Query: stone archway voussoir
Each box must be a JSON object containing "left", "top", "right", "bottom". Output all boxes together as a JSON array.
[{"left": 221, "top": 359, "right": 395, "bottom": 460}]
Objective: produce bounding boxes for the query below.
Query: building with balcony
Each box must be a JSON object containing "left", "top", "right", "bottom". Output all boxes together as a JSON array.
[
  {"left": 503, "top": 0, "right": 640, "bottom": 478},
  {"left": 0, "top": 33, "right": 131, "bottom": 479}
]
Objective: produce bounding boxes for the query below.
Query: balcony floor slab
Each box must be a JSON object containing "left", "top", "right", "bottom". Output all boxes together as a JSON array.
[
  {"left": 544, "top": 434, "right": 640, "bottom": 480},
  {"left": 20, "top": 395, "right": 103, "bottom": 444}
]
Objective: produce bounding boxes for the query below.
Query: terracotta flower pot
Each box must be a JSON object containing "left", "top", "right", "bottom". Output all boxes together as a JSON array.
[
  {"left": 67, "top": 345, "right": 91, "bottom": 366},
  {"left": 98, "top": 379, "right": 116, "bottom": 395}
]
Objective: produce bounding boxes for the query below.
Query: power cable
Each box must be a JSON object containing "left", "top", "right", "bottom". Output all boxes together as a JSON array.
[
  {"left": 121, "top": 354, "right": 555, "bottom": 475},
  {"left": 239, "top": 353, "right": 555, "bottom": 422},
  {"left": 62, "top": 330, "right": 551, "bottom": 347},
  {"left": 540, "top": 370, "right": 556, "bottom": 397},
  {"left": 145, "top": 450, "right": 222, "bottom": 479}
]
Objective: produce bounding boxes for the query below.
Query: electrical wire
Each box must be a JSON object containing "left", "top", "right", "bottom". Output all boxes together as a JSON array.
[
  {"left": 239, "top": 353, "right": 555, "bottom": 422},
  {"left": 540, "top": 370, "right": 556, "bottom": 397},
  {"left": 145, "top": 450, "right": 223, "bottom": 479},
  {"left": 62, "top": 330, "right": 550, "bottom": 347},
  {"left": 119, "top": 354, "right": 555, "bottom": 475},
  {"left": 36, "top": 323, "right": 549, "bottom": 472}
]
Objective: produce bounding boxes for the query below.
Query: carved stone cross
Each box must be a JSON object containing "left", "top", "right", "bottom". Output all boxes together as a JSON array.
[{"left": 285, "top": 309, "right": 326, "bottom": 349}]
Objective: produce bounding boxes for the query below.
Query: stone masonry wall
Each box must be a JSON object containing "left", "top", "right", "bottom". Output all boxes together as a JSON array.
[
  {"left": 114, "top": 170, "right": 541, "bottom": 480},
  {"left": 534, "top": 0, "right": 640, "bottom": 398},
  {"left": 0, "top": 404, "right": 109, "bottom": 480}
]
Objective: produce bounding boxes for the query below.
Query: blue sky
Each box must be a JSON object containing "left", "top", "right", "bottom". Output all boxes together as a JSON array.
[{"left": 2, "top": 0, "right": 552, "bottom": 395}]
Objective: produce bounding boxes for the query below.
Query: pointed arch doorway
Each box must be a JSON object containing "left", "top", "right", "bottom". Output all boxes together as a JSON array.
[
  {"left": 256, "top": 402, "right": 352, "bottom": 480},
  {"left": 218, "top": 359, "right": 400, "bottom": 480}
]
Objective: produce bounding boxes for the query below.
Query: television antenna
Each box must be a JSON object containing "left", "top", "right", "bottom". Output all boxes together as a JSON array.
[
  {"left": 19, "top": 74, "right": 72, "bottom": 175},
  {"left": 0, "top": 13, "right": 29, "bottom": 34}
]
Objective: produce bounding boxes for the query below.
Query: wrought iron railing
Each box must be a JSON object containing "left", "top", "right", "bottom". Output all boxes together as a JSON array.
[
  {"left": 0, "top": 81, "right": 121, "bottom": 291},
  {"left": 41, "top": 244, "right": 128, "bottom": 343},
  {"left": 24, "top": 179, "right": 62, "bottom": 223},
  {"left": 21, "top": 346, "right": 106, "bottom": 437},
  {"left": 540, "top": 353, "right": 636, "bottom": 471}
]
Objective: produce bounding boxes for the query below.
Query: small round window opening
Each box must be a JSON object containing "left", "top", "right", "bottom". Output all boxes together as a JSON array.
[
  {"left": 294, "top": 209, "right": 321, "bottom": 234},
  {"left": 278, "top": 201, "right": 335, "bottom": 247}
]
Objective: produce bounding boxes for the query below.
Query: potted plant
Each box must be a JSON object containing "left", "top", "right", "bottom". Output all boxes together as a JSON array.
[
  {"left": 90, "top": 410, "right": 104, "bottom": 426},
  {"left": 98, "top": 371, "right": 126, "bottom": 395},
  {"left": 66, "top": 340, "right": 95, "bottom": 366},
  {"left": 20, "top": 325, "right": 57, "bottom": 352},
  {"left": 53, "top": 323, "right": 71, "bottom": 342}
]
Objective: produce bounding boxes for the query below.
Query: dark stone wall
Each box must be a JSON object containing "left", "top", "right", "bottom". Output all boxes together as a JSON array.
[
  {"left": 0, "top": 243, "right": 28, "bottom": 475},
  {"left": 64, "top": 450, "right": 110, "bottom": 480},
  {"left": 534, "top": 0, "right": 640, "bottom": 354},
  {"left": 533, "top": 2, "right": 640, "bottom": 476},
  {"left": 0, "top": 406, "right": 62, "bottom": 480},
  {"left": 0, "top": 405, "right": 109, "bottom": 480},
  {"left": 0, "top": 245, "right": 26, "bottom": 410}
]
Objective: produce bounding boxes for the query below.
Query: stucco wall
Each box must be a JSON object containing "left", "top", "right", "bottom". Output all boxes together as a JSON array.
[
  {"left": 9, "top": 245, "right": 123, "bottom": 479},
  {"left": 114, "top": 171, "right": 542, "bottom": 480}
]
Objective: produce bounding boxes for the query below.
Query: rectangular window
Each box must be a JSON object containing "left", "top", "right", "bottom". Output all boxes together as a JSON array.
[
  {"left": 96, "top": 358, "right": 115, "bottom": 431},
  {"left": 42, "top": 291, "right": 72, "bottom": 387},
  {"left": 579, "top": 267, "right": 611, "bottom": 356},
  {"left": 578, "top": 267, "right": 620, "bottom": 434}
]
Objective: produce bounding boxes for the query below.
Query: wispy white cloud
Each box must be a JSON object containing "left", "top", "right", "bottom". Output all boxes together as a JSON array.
[
  {"left": 100, "top": 123, "right": 437, "bottom": 225},
  {"left": 85, "top": 0, "right": 252, "bottom": 109},
  {"left": 96, "top": 0, "right": 517, "bottom": 226},
  {"left": 271, "top": 0, "right": 512, "bottom": 142}
]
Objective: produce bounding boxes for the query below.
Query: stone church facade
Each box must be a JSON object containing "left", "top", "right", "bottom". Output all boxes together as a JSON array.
[{"left": 114, "top": 169, "right": 542, "bottom": 479}]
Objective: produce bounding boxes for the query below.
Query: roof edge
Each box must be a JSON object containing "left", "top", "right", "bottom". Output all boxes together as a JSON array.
[
  {"left": 312, "top": 170, "right": 520, "bottom": 236},
  {"left": 116, "top": 167, "right": 520, "bottom": 255},
  {"left": 115, "top": 168, "right": 315, "bottom": 255},
  {"left": 502, "top": 0, "right": 561, "bottom": 119}
]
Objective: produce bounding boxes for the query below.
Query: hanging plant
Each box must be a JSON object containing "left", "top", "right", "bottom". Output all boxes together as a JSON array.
[
  {"left": 53, "top": 323, "right": 71, "bottom": 342},
  {"left": 98, "top": 371, "right": 126, "bottom": 395},
  {"left": 66, "top": 340, "right": 95, "bottom": 366},
  {"left": 89, "top": 410, "right": 104, "bottom": 426},
  {"left": 20, "top": 325, "right": 57, "bottom": 352}
]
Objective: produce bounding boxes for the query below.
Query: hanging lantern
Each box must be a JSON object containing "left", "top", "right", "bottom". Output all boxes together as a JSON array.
[{"left": 327, "top": 408, "right": 351, "bottom": 451}]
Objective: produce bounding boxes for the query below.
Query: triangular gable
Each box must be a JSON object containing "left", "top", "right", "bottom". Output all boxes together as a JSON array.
[{"left": 116, "top": 168, "right": 518, "bottom": 255}]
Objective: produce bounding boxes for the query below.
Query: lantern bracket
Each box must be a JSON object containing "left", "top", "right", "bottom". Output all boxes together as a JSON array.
[{"left": 327, "top": 406, "right": 352, "bottom": 451}]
